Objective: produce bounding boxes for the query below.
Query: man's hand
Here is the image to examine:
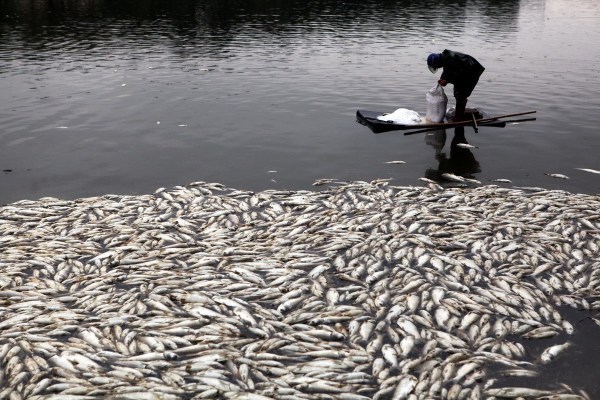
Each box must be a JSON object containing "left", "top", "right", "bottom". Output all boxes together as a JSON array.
[{"left": 438, "top": 79, "right": 447, "bottom": 87}]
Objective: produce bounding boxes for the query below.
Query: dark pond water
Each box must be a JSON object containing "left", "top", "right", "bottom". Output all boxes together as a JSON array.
[
  {"left": 1, "top": 0, "right": 600, "bottom": 396},
  {"left": 1, "top": 0, "right": 599, "bottom": 206}
]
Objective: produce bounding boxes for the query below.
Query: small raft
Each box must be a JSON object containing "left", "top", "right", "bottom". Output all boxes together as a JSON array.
[{"left": 356, "top": 109, "right": 536, "bottom": 134}]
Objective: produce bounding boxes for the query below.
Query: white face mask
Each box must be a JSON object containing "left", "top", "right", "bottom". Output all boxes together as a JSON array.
[{"left": 428, "top": 65, "right": 438, "bottom": 74}]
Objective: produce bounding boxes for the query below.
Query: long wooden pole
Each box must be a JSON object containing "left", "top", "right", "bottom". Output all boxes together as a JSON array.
[
  {"left": 362, "top": 110, "right": 537, "bottom": 134},
  {"left": 467, "top": 110, "right": 537, "bottom": 124},
  {"left": 471, "top": 113, "right": 478, "bottom": 133},
  {"left": 403, "top": 117, "right": 536, "bottom": 136},
  {"left": 397, "top": 110, "right": 537, "bottom": 131},
  {"left": 396, "top": 111, "right": 536, "bottom": 135}
]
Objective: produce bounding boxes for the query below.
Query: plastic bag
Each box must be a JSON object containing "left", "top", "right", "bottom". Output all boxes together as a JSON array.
[
  {"left": 376, "top": 108, "right": 423, "bottom": 125},
  {"left": 446, "top": 106, "right": 481, "bottom": 120},
  {"left": 426, "top": 84, "right": 448, "bottom": 123}
]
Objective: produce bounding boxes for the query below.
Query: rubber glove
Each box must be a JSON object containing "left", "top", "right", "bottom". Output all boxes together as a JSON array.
[{"left": 438, "top": 79, "right": 447, "bottom": 87}]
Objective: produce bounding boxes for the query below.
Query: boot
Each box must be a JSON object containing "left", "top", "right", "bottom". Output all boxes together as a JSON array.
[{"left": 454, "top": 98, "right": 468, "bottom": 122}]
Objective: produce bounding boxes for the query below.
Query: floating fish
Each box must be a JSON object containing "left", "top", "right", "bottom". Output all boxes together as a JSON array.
[
  {"left": 419, "top": 177, "right": 438, "bottom": 184},
  {"left": 575, "top": 168, "right": 600, "bottom": 174},
  {"left": 313, "top": 178, "right": 336, "bottom": 186},
  {"left": 0, "top": 180, "right": 596, "bottom": 398},
  {"left": 441, "top": 172, "right": 466, "bottom": 182},
  {"left": 540, "top": 342, "right": 572, "bottom": 364},
  {"left": 545, "top": 173, "right": 569, "bottom": 179},
  {"left": 456, "top": 143, "right": 478, "bottom": 149}
]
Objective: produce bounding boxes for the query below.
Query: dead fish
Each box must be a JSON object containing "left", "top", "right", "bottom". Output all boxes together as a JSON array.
[
  {"left": 313, "top": 178, "right": 336, "bottom": 186},
  {"left": 1, "top": 179, "right": 600, "bottom": 399},
  {"left": 545, "top": 173, "right": 569, "bottom": 179},
  {"left": 455, "top": 143, "right": 478, "bottom": 149},
  {"left": 391, "top": 375, "right": 418, "bottom": 399},
  {"left": 441, "top": 173, "right": 465, "bottom": 182},
  {"left": 575, "top": 168, "right": 600, "bottom": 174},
  {"left": 540, "top": 342, "right": 572, "bottom": 364},
  {"left": 485, "top": 387, "right": 553, "bottom": 397}
]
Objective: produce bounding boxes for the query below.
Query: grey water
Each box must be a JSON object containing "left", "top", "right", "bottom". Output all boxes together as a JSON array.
[
  {"left": 1, "top": 0, "right": 599, "bottom": 206},
  {"left": 1, "top": 0, "right": 600, "bottom": 396}
]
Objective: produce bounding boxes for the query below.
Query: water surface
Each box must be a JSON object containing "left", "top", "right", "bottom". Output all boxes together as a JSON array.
[{"left": 1, "top": 0, "right": 599, "bottom": 205}]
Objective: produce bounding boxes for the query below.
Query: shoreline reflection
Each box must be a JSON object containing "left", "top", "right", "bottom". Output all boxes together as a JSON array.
[{"left": 424, "top": 126, "right": 481, "bottom": 183}]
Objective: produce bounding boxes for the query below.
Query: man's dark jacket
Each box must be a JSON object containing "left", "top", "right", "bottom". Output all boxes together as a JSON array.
[{"left": 439, "top": 50, "right": 485, "bottom": 98}]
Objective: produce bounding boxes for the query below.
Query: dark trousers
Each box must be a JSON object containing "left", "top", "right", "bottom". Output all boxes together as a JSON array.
[
  {"left": 455, "top": 97, "right": 468, "bottom": 121},
  {"left": 453, "top": 73, "right": 481, "bottom": 121}
]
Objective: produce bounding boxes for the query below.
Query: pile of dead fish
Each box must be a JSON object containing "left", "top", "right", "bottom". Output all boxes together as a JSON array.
[{"left": 0, "top": 180, "right": 598, "bottom": 400}]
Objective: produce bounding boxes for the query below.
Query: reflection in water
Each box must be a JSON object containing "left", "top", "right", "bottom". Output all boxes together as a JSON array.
[
  {"left": 424, "top": 126, "right": 481, "bottom": 182},
  {"left": 0, "top": 0, "right": 521, "bottom": 63}
]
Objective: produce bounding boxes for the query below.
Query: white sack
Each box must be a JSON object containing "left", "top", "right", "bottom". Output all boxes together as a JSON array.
[{"left": 426, "top": 84, "right": 448, "bottom": 123}]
